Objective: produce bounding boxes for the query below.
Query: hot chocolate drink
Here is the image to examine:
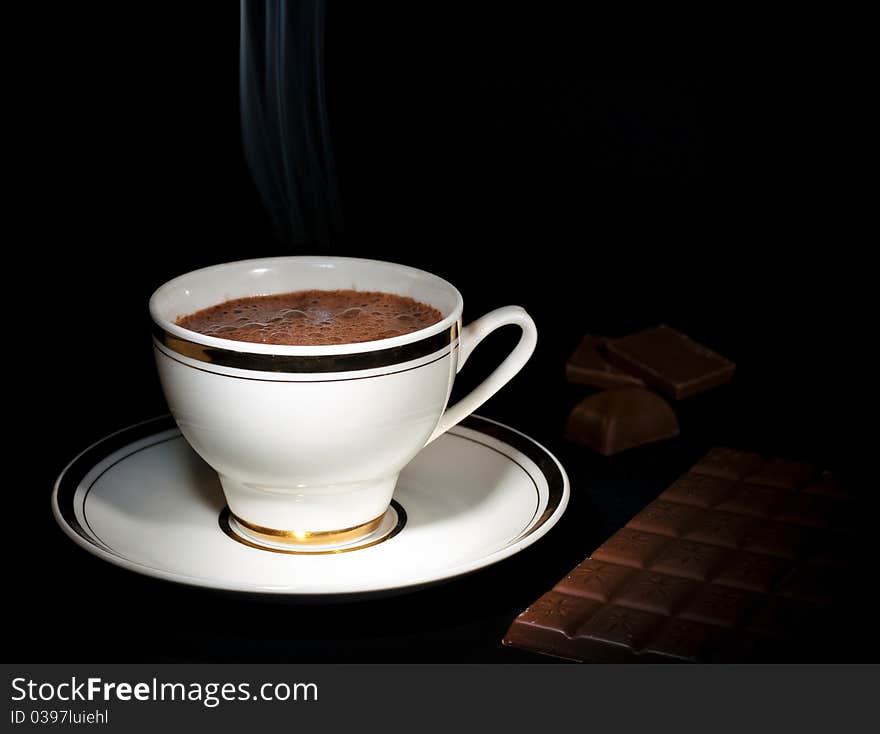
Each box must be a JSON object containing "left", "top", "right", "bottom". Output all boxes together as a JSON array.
[{"left": 177, "top": 289, "right": 443, "bottom": 346}]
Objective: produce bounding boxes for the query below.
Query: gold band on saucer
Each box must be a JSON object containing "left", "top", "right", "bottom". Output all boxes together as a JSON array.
[{"left": 230, "top": 511, "right": 384, "bottom": 546}]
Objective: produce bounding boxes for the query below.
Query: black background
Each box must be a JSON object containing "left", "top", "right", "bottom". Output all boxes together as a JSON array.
[{"left": 9, "top": 6, "right": 863, "bottom": 662}]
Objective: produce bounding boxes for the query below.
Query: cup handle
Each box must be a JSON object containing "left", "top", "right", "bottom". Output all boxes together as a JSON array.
[{"left": 425, "top": 306, "right": 537, "bottom": 444}]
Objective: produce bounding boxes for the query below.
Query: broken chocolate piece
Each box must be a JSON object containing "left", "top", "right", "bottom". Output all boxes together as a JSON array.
[
  {"left": 565, "top": 335, "right": 646, "bottom": 389},
  {"left": 564, "top": 387, "right": 679, "bottom": 455},
  {"left": 605, "top": 325, "right": 735, "bottom": 399}
]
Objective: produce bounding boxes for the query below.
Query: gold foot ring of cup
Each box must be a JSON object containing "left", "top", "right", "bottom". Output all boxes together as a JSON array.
[{"left": 229, "top": 511, "right": 385, "bottom": 546}]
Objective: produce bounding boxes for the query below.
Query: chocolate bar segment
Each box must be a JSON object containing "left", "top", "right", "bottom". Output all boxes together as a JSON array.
[
  {"left": 503, "top": 448, "right": 857, "bottom": 662},
  {"left": 565, "top": 335, "right": 646, "bottom": 389},
  {"left": 564, "top": 387, "right": 679, "bottom": 455},
  {"left": 605, "top": 325, "right": 735, "bottom": 399}
]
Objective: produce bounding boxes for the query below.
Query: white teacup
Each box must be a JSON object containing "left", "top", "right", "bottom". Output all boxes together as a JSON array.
[{"left": 150, "top": 256, "right": 537, "bottom": 546}]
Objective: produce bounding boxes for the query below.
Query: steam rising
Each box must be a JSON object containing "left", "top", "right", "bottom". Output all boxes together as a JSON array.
[{"left": 240, "top": 0, "right": 342, "bottom": 245}]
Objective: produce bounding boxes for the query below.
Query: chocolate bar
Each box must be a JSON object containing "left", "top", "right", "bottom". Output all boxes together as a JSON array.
[
  {"left": 564, "top": 388, "right": 679, "bottom": 455},
  {"left": 503, "top": 449, "right": 858, "bottom": 662},
  {"left": 565, "top": 336, "right": 645, "bottom": 389},
  {"left": 605, "top": 325, "right": 735, "bottom": 399}
]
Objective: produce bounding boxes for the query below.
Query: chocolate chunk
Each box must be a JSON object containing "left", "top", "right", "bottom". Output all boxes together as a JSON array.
[
  {"left": 803, "top": 472, "right": 850, "bottom": 499},
  {"left": 605, "top": 325, "right": 735, "bottom": 399},
  {"left": 612, "top": 571, "right": 699, "bottom": 615},
  {"left": 565, "top": 335, "right": 646, "bottom": 389},
  {"left": 746, "top": 458, "right": 813, "bottom": 490},
  {"left": 660, "top": 474, "right": 737, "bottom": 508},
  {"left": 579, "top": 605, "right": 663, "bottom": 652},
  {"left": 806, "top": 531, "right": 860, "bottom": 568},
  {"left": 713, "top": 552, "right": 791, "bottom": 593},
  {"left": 692, "top": 447, "right": 763, "bottom": 481},
  {"left": 514, "top": 591, "right": 598, "bottom": 637},
  {"left": 592, "top": 529, "right": 670, "bottom": 569},
  {"left": 650, "top": 540, "right": 730, "bottom": 581},
  {"left": 746, "top": 597, "right": 819, "bottom": 640},
  {"left": 629, "top": 500, "right": 704, "bottom": 538},
  {"left": 777, "top": 565, "right": 840, "bottom": 606},
  {"left": 643, "top": 618, "right": 719, "bottom": 662},
  {"left": 678, "top": 584, "right": 760, "bottom": 629},
  {"left": 564, "top": 387, "right": 679, "bottom": 455},
  {"left": 555, "top": 559, "right": 635, "bottom": 602},
  {"left": 741, "top": 521, "right": 811, "bottom": 560},
  {"left": 716, "top": 483, "right": 785, "bottom": 519},
  {"left": 683, "top": 511, "right": 760, "bottom": 549},
  {"left": 503, "top": 449, "right": 857, "bottom": 662},
  {"left": 773, "top": 493, "right": 836, "bottom": 528}
]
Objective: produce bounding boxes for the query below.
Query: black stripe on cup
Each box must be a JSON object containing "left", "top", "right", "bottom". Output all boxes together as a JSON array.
[{"left": 152, "top": 321, "right": 460, "bottom": 373}]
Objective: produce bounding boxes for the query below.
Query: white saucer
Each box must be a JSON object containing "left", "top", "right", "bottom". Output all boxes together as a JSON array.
[{"left": 52, "top": 415, "right": 569, "bottom": 596}]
